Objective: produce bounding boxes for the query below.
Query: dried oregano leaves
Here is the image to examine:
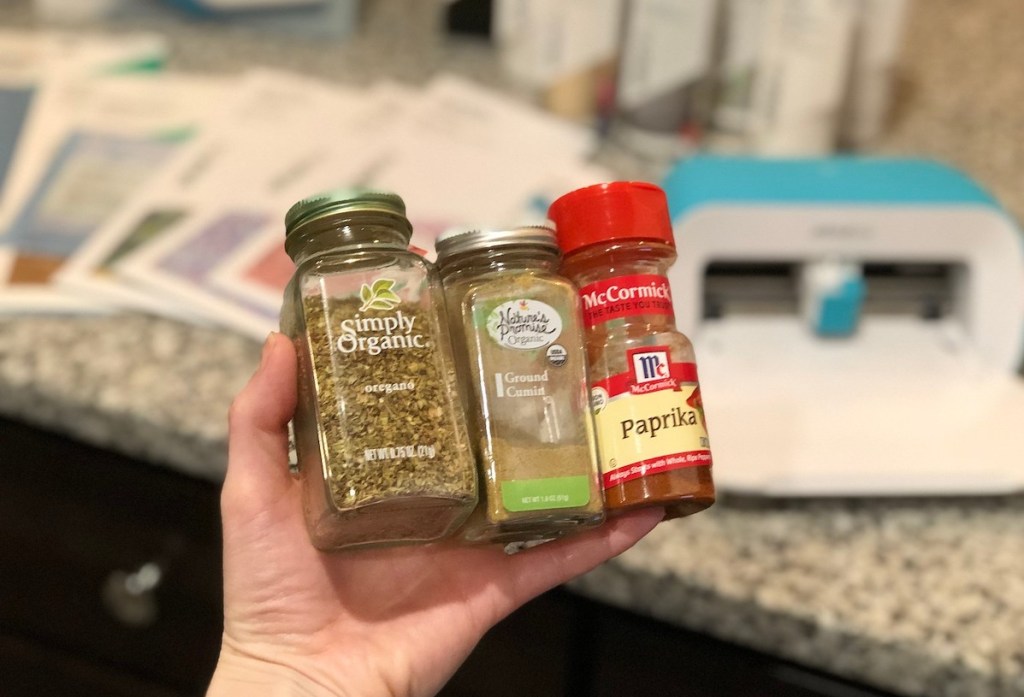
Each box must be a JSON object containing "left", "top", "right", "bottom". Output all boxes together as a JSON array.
[{"left": 302, "top": 294, "right": 476, "bottom": 511}]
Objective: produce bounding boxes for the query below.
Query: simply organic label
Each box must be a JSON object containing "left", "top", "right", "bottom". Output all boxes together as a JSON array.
[
  {"left": 591, "top": 348, "right": 711, "bottom": 489},
  {"left": 578, "top": 274, "right": 675, "bottom": 327},
  {"left": 486, "top": 298, "right": 563, "bottom": 350},
  {"left": 334, "top": 277, "right": 428, "bottom": 355}
]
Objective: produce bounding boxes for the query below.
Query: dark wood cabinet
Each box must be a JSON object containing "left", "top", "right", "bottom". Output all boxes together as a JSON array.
[
  {"left": 1, "top": 417, "right": 897, "bottom": 697},
  {"left": 439, "top": 589, "right": 898, "bottom": 697},
  {"left": 0, "top": 418, "right": 222, "bottom": 696}
]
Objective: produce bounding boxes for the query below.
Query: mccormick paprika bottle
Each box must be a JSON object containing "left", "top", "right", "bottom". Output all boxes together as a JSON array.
[{"left": 548, "top": 182, "right": 715, "bottom": 519}]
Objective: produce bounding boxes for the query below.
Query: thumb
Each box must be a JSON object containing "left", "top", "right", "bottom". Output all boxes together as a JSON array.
[{"left": 222, "top": 332, "right": 297, "bottom": 518}]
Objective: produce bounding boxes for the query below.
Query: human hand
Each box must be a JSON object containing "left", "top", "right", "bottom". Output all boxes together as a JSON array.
[{"left": 207, "top": 332, "right": 663, "bottom": 697}]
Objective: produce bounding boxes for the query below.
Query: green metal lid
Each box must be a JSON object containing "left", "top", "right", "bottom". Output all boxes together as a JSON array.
[{"left": 284, "top": 189, "right": 409, "bottom": 237}]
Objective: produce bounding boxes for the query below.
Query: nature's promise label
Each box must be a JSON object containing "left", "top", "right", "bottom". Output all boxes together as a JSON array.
[{"left": 476, "top": 296, "right": 590, "bottom": 512}]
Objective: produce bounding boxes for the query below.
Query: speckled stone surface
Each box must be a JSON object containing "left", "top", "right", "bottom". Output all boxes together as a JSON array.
[
  {"left": 2, "top": 2, "right": 1024, "bottom": 696},
  {"left": 569, "top": 497, "right": 1024, "bottom": 697},
  {"left": 0, "top": 313, "right": 257, "bottom": 479}
]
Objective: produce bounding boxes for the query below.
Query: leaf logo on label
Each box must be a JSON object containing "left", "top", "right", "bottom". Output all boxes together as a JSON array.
[{"left": 359, "top": 278, "right": 401, "bottom": 312}]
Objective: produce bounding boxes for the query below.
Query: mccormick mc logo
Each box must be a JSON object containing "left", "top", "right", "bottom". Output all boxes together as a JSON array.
[{"left": 631, "top": 349, "right": 670, "bottom": 384}]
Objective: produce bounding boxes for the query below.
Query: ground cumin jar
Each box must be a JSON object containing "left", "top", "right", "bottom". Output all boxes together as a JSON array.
[
  {"left": 279, "top": 189, "right": 477, "bottom": 551},
  {"left": 434, "top": 224, "right": 604, "bottom": 543},
  {"left": 548, "top": 182, "right": 715, "bottom": 519}
]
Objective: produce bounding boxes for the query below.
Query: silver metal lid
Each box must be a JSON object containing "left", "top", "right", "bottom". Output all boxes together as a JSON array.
[{"left": 434, "top": 223, "right": 559, "bottom": 264}]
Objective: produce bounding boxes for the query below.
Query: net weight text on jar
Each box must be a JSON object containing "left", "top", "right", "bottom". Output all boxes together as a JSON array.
[{"left": 363, "top": 444, "right": 438, "bottom": 461}]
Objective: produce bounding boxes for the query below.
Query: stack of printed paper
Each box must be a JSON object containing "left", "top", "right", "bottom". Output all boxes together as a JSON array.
[{"left": 0, "top": 30, "right": 612, "bottom": 339}]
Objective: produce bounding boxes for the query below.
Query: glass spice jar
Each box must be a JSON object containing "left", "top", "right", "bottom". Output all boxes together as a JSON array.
[
  {"left": 435, "top": 224, "right": 604, "bottom": 544},
  {"left": 548, "top": 182, "right": 715, "bottom": 519},
  {"left": 280, "top": 189, "right": 478, "bottom": 551}
]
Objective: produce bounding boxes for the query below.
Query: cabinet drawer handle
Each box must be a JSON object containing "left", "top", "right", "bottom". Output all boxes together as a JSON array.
[{"left": 102, "top": 562, "right": 162, "bottom": 628}]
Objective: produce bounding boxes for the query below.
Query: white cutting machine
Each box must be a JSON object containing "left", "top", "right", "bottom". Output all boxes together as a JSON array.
[{"left": 665, "top": 157, "right": 1024, "bottom": 495}]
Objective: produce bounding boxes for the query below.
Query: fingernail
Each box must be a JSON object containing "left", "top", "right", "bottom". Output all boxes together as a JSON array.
[{"left": 260, "top": 332, "right": 278, "bottom": 369}]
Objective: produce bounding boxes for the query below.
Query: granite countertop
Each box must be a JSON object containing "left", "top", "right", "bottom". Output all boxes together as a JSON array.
[
  {"left": 5, "top": 315, "right": 1024, "bottom": 697},
  {"left": 3, "top": 2, "right": 1024, "bottom": 697}
]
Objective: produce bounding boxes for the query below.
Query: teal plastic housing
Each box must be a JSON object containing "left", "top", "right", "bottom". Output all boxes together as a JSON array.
[
  {"left": 661, "top": 155, "right": 1023, "bottom": 369},
  {"left": 663, "top": 156, "right": 1006, "bottom": 218}
]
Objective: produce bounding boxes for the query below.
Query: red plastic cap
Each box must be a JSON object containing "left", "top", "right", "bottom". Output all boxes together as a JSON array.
[{"left": 547, "top": 181, "right": 675, "bottom": 255}]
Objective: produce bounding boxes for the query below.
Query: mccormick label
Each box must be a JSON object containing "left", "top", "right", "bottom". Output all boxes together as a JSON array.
[
  {"left": 578, "top": 274, "right": 674, "bottom": 327},
  {"left": 590, "top": 347, "right": 712, "bottom": 489}
]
